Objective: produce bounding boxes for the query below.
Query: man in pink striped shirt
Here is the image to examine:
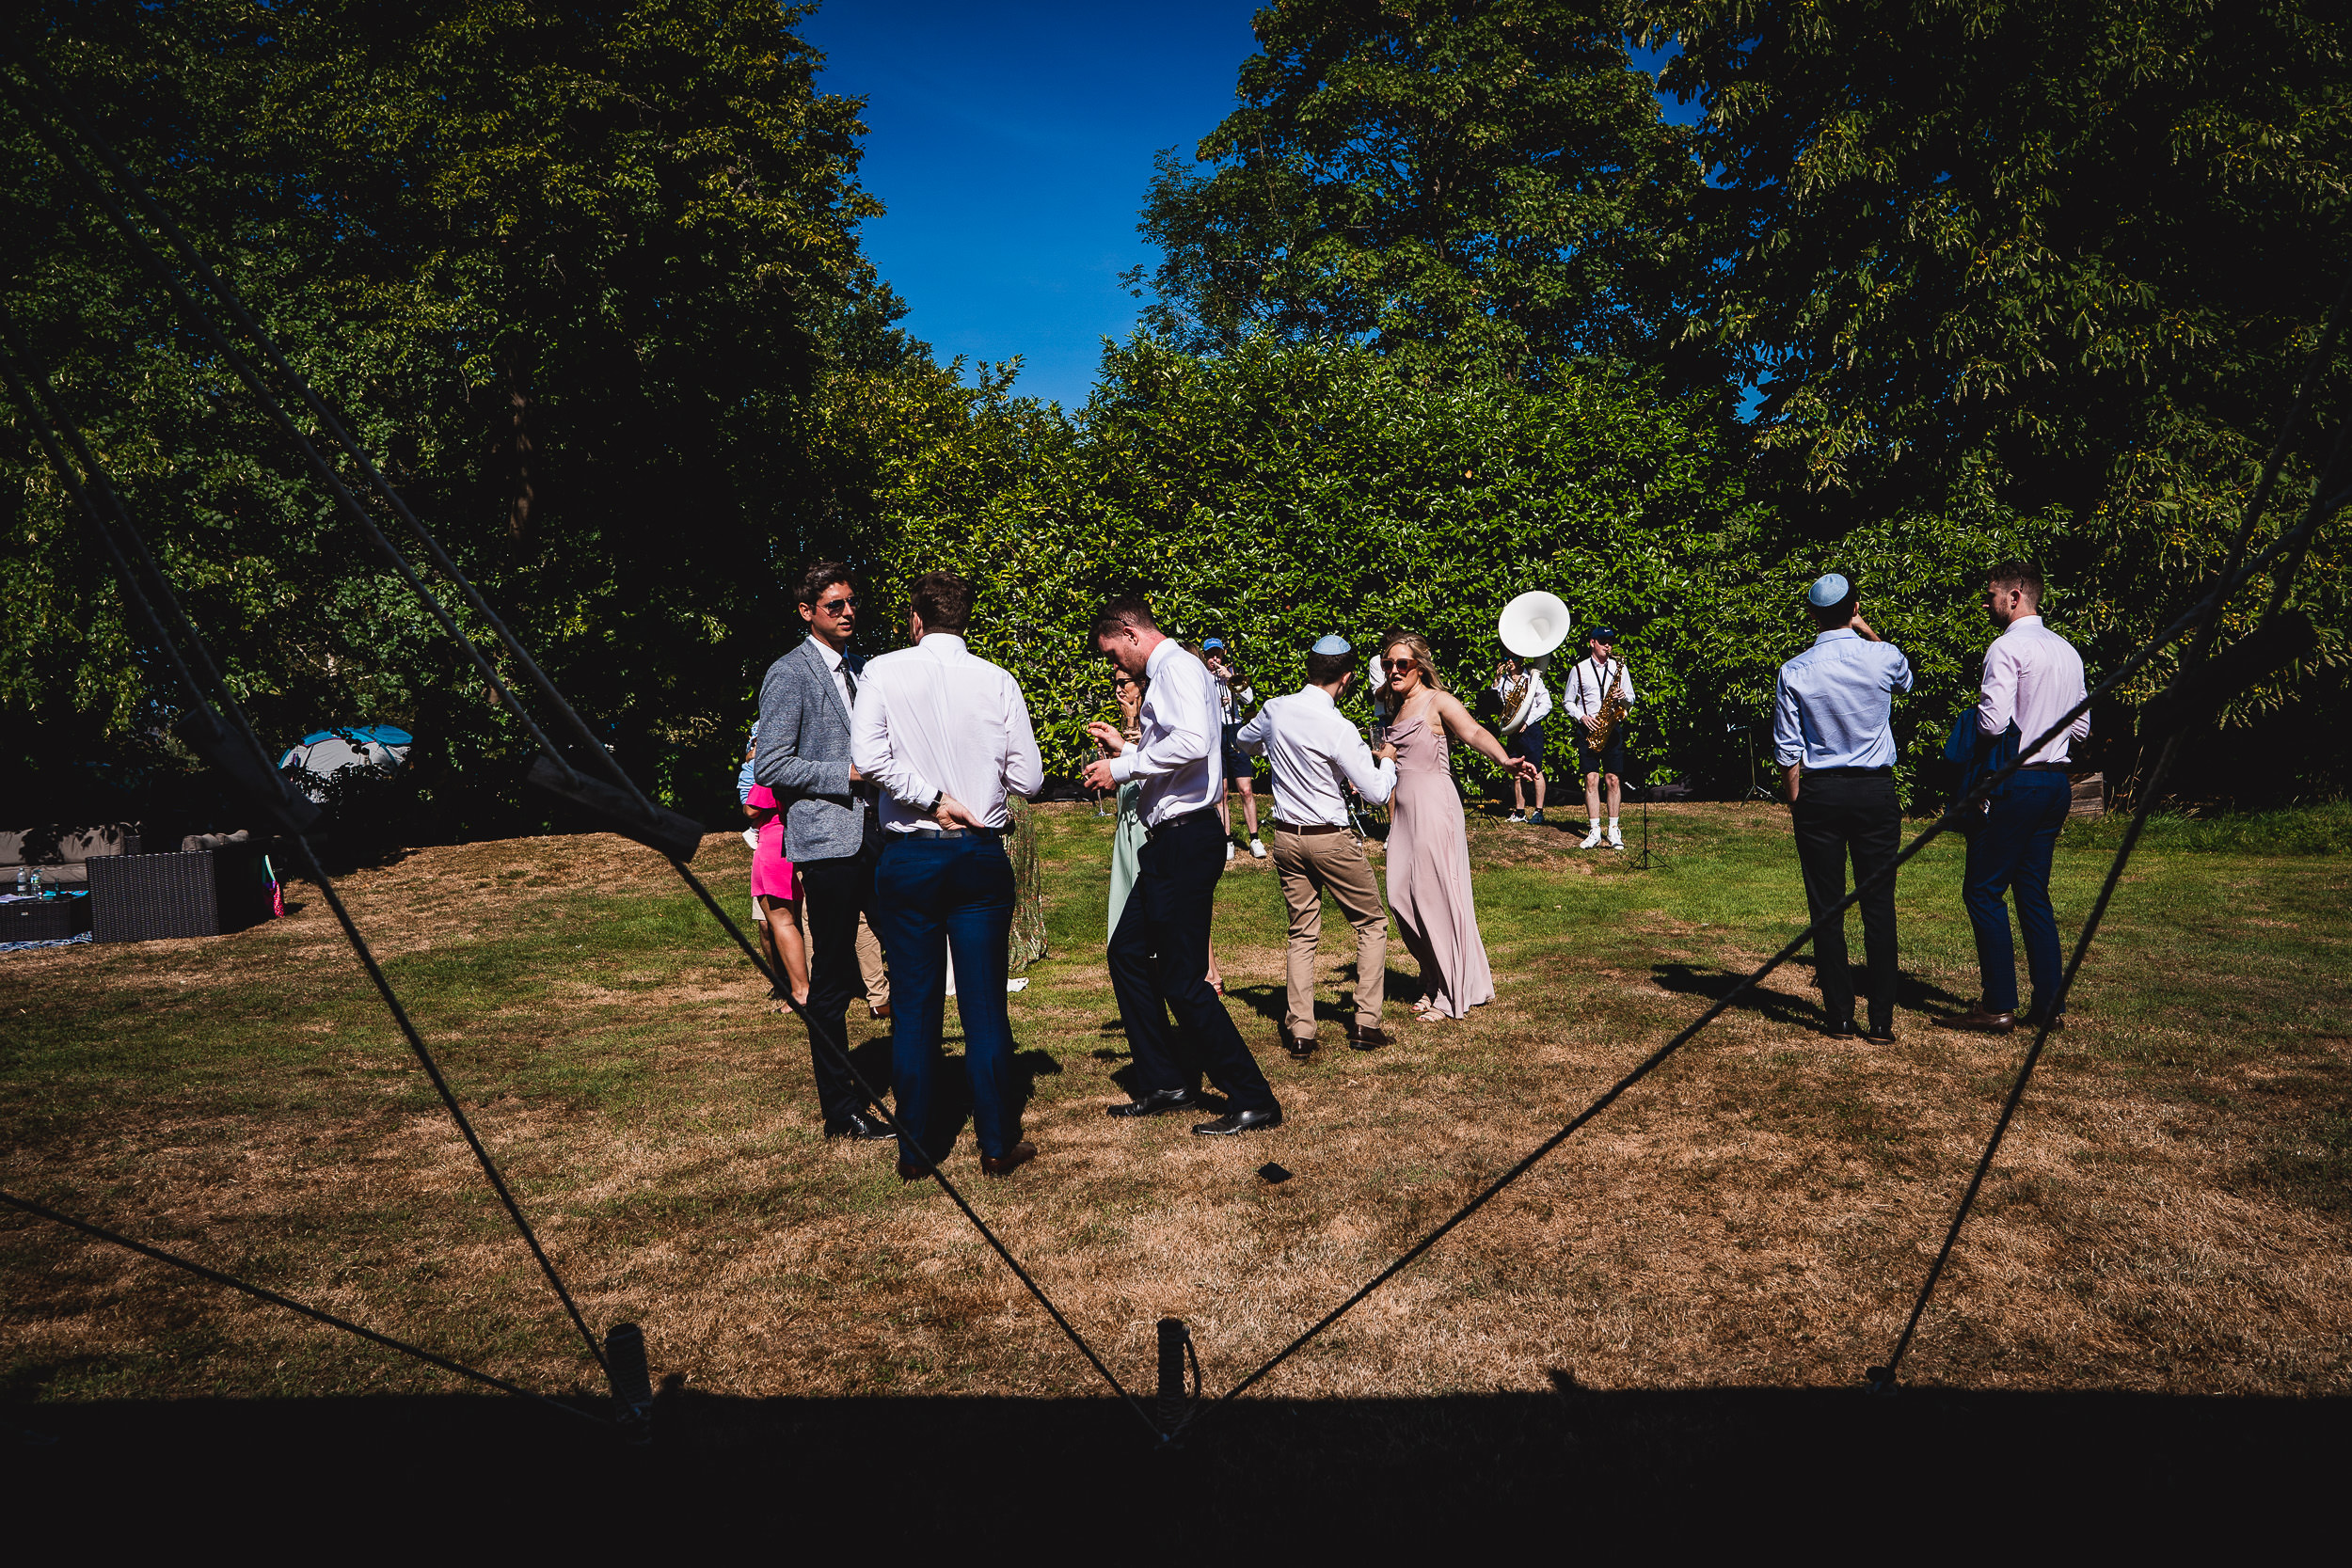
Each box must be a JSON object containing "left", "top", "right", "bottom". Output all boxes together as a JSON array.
[{"left": 1944, "top": 561, "right": 2092, "bottom": 1035}]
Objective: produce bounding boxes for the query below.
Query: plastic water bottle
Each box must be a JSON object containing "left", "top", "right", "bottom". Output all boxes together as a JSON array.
[
  {"left": 11, "top": 868, "right": 22, "bottom": 897},
  {"left": 27, "top": 867, "right": 40, "bottom": 898}
]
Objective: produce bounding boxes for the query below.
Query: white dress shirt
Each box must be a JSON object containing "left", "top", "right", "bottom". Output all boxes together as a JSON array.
[
  {"left": 1560, "top": 656, "right": 1635, "bottom": 722},
  {"left": 850, "top": 633, "right": 1043, "bottom": 832},
  {"left": 1979, "top": 614, "right": 2090, "bottom": 764},
  {"left": 1235, "top": 685, "right": 1397, "bottom": 827},
  {"left": 810, "top": 638, "right": 855, "bottom": 715},
  {"left": 1491, "top": 670, "right": 1553, "bottom": 732},
  {"left": 1105, "top": 639, "right": 1224, "bottom": 826}
]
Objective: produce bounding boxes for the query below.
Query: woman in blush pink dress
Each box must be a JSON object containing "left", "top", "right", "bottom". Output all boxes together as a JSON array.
[
  {"left": 745, "top": 767, "right": 811, "bottom": 1010},
  {"left": 1379, "top": 632, "right": 1538, "bottom": 1022}
]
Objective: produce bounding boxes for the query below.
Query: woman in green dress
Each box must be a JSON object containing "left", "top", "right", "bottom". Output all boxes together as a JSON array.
[{"left": 1105, "top": 666, "right": 1149, "bottom": 941}]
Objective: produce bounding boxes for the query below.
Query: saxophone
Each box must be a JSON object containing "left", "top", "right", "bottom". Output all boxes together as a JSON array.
[{"left": 1585, "top": 659, "right": 1629, "bottom": 753}]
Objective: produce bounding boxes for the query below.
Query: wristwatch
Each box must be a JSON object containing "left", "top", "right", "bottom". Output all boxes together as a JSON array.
[{"left": 921, "top": 790, "right": 943, "bottom": 816}]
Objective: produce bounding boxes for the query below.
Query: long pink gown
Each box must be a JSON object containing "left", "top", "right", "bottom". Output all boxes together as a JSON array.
[{"left": 1384, "top": 709, "right": 1494, "bottom": 1019}]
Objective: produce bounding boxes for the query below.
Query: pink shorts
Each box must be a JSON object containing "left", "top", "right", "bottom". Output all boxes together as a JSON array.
[{"left": 748, "top": 788, "right": 798, "bottom": 903}]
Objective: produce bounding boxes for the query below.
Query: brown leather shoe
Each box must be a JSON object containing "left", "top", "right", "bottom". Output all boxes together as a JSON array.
[
  {"left": 1279, "top": 1030, "right": 1317, "bottom": 1058},
  {"left": 897, "top": 1159, "right": 930, "bottom": 1181},
  {"left": 980, "top": 1141, "right": 1037, "bottom": 1178},
  {"left": 1348, "top": 1024, "right": 1391, "bottom": 1051},
  {"left": 1941, "top": 1005, "right": 2016, "bottom": 1034}
]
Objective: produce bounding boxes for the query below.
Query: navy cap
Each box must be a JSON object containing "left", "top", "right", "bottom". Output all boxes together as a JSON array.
[
  {"left": 1590, "top": 626, "right": 1618, "bottom": 642},
  {"left": 1807, "top": 573, "right": 1851, "bottom": 608},
  {"left": 1311, "top": 635, "right": 1350, "bottom": 656}
]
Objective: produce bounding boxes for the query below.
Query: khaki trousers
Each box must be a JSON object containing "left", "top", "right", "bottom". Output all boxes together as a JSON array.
[
  {"left": 855, "top": 907, "right": 890, "bottom": 1011},
  {"left": 1274, "top": 826, "right": 1387, "bottom": 1041}
]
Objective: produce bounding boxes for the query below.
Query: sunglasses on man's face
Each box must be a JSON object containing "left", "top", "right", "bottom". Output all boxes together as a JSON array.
[{"left": 816, "top": 595, "right": 860, "bottom": 614}]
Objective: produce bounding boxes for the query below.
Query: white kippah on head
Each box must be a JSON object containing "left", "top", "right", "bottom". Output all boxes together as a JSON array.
[{"left": 1311, "top": 635, "right": 1350, "bottom": 656}]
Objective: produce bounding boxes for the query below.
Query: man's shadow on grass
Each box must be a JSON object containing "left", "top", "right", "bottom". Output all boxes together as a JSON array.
[
  {"left": 1649, "top": 960, "right": 1973, "bottom": 1028},
  {"left": 1226, "top": 967, "right": 1420, "bottom": 1034},
  {"left": 897, "top": 1036, "right": 1067, "bottom": 1158}
]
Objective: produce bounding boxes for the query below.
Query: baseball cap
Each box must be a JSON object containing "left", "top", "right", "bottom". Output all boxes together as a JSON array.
[
  {"left": 1202, "top": 637, "right": 1226, "bottom": 650},
  {"left": 1807, "top": 573, "right": 1851, "bottom": 608},
  {"left": 1590, "top": 626, "right": 1618, "bottom": 642},
  {"left": 1311, "top": 635, "right": 1350, "bottom": 656}
]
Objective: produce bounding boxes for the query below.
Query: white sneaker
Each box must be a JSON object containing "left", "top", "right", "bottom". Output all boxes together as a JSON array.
[
  {"left": 1579, "top": 826, "right": 1603, "bottom": 848},
  {"left": 1248, "top": 837, "right": 1267, "bottom": 859},
  {"left": 1226, "top": 840, "right": 1237, "bottom": 861},
  {"left": 1607, "top": 824, "right": 1625, "bottom": 849}
]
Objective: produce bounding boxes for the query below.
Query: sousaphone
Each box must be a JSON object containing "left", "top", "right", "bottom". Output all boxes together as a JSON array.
[{"left": 1497, "top": 591, "right": 1572, "bottom": 732}]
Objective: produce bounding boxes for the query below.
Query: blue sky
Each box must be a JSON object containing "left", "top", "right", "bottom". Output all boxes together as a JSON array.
[{"left": 800, "top": 4, "right": 1695, "bottom": 410}]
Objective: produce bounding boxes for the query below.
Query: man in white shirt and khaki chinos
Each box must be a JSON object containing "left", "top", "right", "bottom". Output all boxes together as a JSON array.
[
  {"left": 850, "top": 571, "right": 1045, "bottom": 1178},
  {"left": 1235, "top": 635, "right": 1399, "bottom": 1054}
]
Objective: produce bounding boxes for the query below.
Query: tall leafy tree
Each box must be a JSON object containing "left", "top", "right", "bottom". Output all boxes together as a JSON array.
[
  {"left": 1648, "top": 0, "right": 2352, "bottom": 791},
  {"left": 1, "top": 0, "right": 906, "bottom": 832},
  {"left": 1136, "top": 0, "right": 1714, "bottom": 386}
]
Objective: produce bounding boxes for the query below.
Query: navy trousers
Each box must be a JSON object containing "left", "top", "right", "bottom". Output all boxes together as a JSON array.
[
  {"left": 1963, "top": 770, "right": 2073, "bottom": 1017},
  {"left": 1106, "top": 809, "right": 1278, "bottom": 1114},
  {"left": 872, "top": 832, "right": 1020, "bottom": 1163}
]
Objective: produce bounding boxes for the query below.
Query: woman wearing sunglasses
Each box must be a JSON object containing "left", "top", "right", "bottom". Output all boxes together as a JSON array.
[{"left": 1380, "top": 633, "right": 1539, "bottom": 1022}]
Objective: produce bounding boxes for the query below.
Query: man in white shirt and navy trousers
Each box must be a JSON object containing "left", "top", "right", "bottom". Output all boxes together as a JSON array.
[
  {"left": 1944, "top": 560, "right": 2090, "bottom": 1035},
  {"left": 851, "top": 571, "right": 1045, "bottom": 1177},
  {"left": 1773, "top": 573, "right": 1915, "bottom": 1041},
  {"left": 1081, "top": 594, "right": 1282, "bottom": 1135},
  {"left": 1235, "top": 634, "right": 1399, "bottom": 1054}
]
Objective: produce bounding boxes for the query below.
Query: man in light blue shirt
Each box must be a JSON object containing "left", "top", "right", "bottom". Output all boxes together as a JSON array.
[{"left": 1772, "top": 574, "right": 1915, "bottom": 1041}]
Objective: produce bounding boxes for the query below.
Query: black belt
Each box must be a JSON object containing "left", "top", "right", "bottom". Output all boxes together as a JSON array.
[
  {"left": 1144, "top": 806, "right": 1220, "bottom": 842},
  {"left": 907, "top": 824, "right": 1003, "bottom": 840},
  {"left": 2019, "top": 762, "right": 2071, "bottom": 772},
  {"left": 1273, "top": 820, "right": 1348, "bottom": 836},
  {"left": 1804, "top": 765, "right": 1893, "bottom": 776}
]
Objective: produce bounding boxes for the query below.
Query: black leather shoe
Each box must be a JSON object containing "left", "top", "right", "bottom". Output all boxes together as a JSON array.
[
  {"left": 826, "top": 1109, "right": 897, "bottom": 1142},
  {"left": 1192, "top": 1107, "right": 1283, "bottom": 1136},
  {"left": 1107, "top": 1088, "right": 1199, "bottom": 1118},
  {"left": 1862, "top": 1023, "right": 1898, "bottom": 1045},
  {"left": 1822, "top": 1018, "right": 1859, "bottom": 1038}
]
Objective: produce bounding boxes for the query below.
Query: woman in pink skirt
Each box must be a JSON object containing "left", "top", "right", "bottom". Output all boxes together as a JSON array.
[{"left": 745, "top": 767, "right": 810, "bottom": 1009}]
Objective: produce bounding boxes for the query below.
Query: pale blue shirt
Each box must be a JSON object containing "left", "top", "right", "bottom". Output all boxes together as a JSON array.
[{"left": 1773, "top": 629, "right": 1915, "bottom": 770}]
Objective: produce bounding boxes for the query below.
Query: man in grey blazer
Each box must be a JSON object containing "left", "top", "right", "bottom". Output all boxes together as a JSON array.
[{"left": 755, "top": 562, "right": 894, "bottom": 1142}]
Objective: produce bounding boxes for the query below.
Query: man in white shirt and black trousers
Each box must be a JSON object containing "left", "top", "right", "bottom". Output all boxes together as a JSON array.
[
  {"left": 851, "top": 571, "right": 1045, "bottom": 1178},
  {"left": 1235, "top": 634, "right": 1399, "bottom": 1055},
  {"left": 1943, "top": 561, "right": 2090, "bottom": 1036},
  {"left": 1773, "top": 573, "right": 1915, "bottom": 1042},
  {"left": 1081, "top": 595, "right": 1282, "bottom": 1136}
]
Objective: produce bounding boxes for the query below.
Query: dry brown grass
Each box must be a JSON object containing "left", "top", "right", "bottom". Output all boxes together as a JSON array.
[{"left": 4, "top": 803, "right": 2348, "bottom": 1412}]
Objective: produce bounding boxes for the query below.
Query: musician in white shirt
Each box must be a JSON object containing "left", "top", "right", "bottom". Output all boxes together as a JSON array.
[
  {"left": 850, "top": 571, "right": 1044, "bottom": 1179},
  {"left": 1080, "top": 595, "right": 1282, "bottom": 1136},
  {"left": 1235, "top": 635, "right": 1399, "bottom": 1053},
  {"left": 1492, "top": 657, "right": 1555, "bottom": 824},
  {"left": 1561, "top": 628, "right": 1637, "bottom": 847},
  {"left": 1943, "top": 561, "right": 2092, "bottom": 1036}
]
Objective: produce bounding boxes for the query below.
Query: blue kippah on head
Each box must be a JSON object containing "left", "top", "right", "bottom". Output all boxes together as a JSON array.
[
  {"left": 1311, "top": 635, "right": 1350, "bottom": 656},
  {"left": 1807, "top": 573, "right": 1851, "bottom": 608}
]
